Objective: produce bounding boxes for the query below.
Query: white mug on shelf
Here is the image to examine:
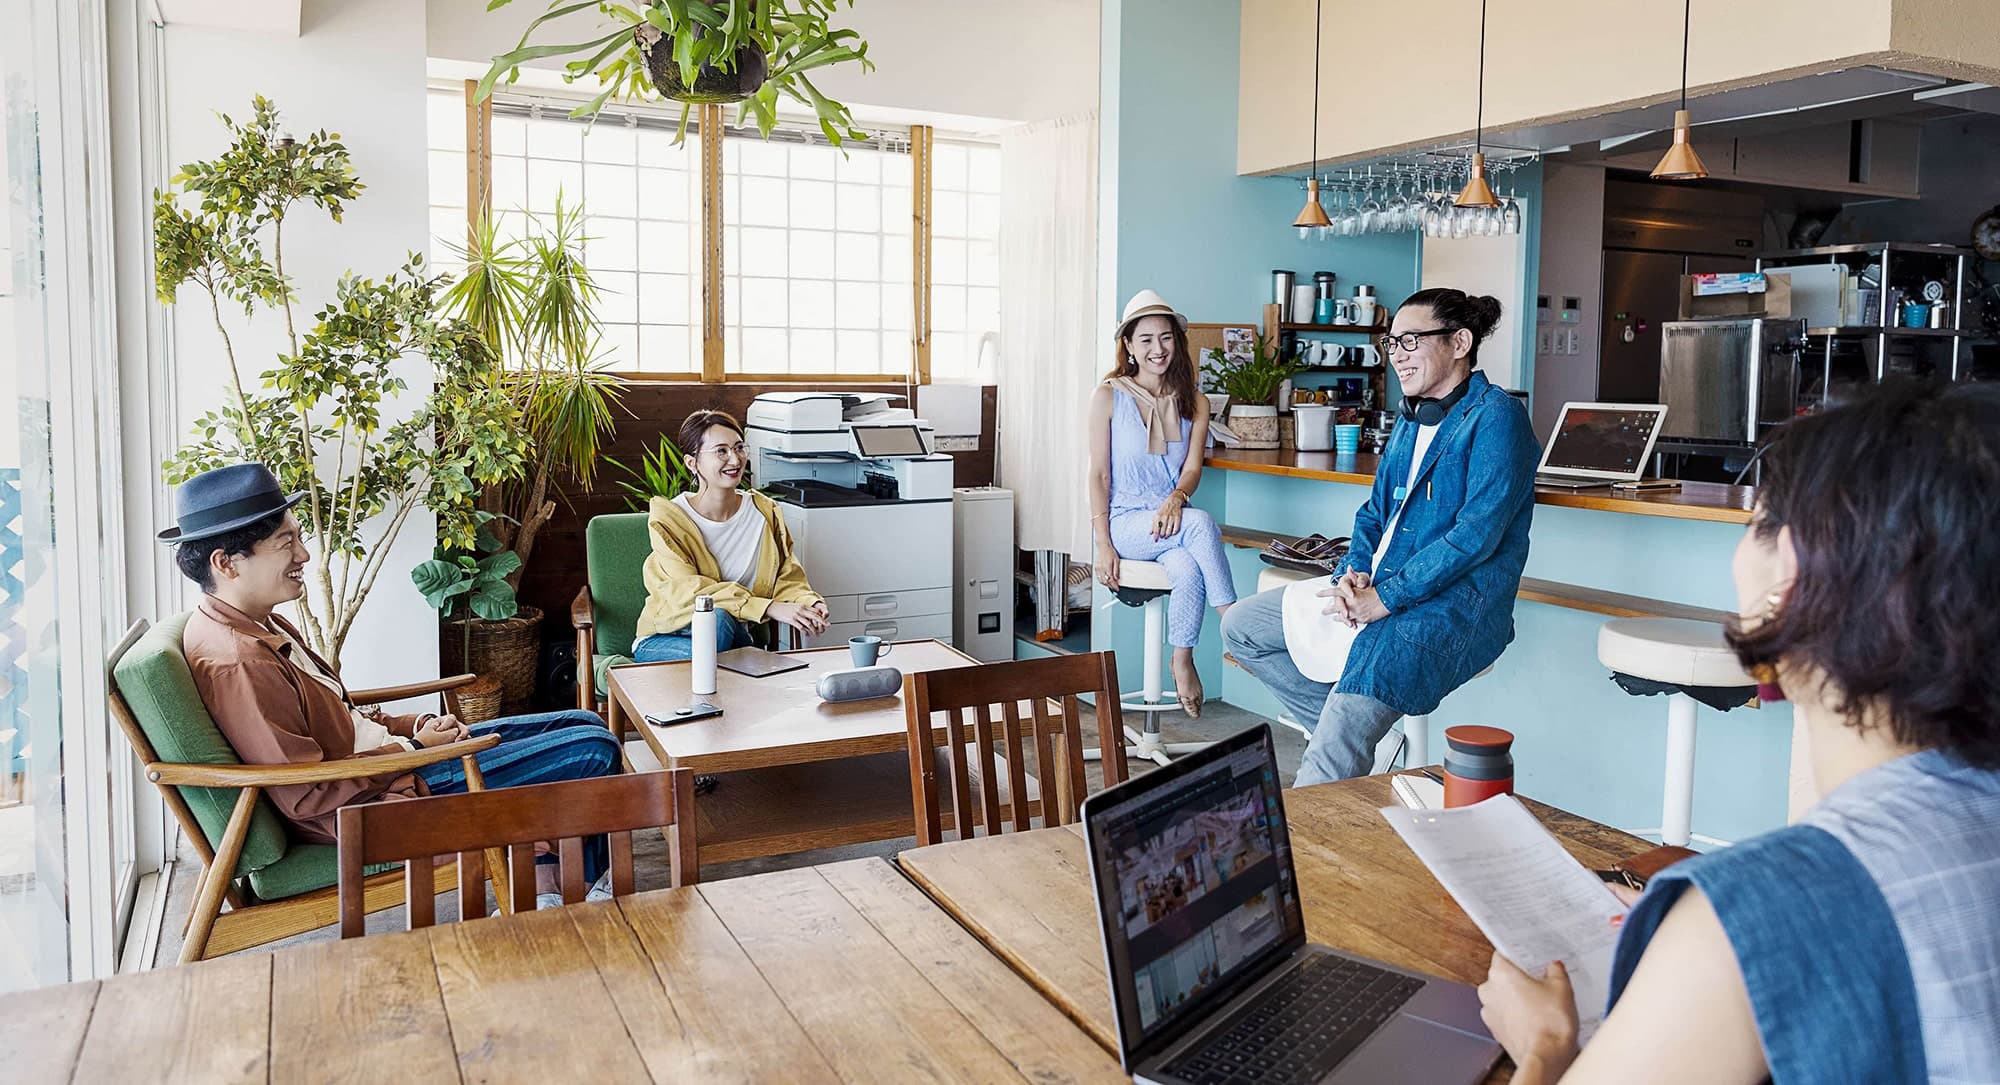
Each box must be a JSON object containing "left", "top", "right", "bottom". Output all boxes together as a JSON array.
[
  {"left": 1355, "top": 342, "right": 1381, "bottom": 367},
  {"left": 1291, "top": 284, "right": 1318, "bottom": 324},
  {"left": 1324, "top": 344, "right": 1350, "bottom": 365},
  {"left": 1353, "top": 298, "right": 1379, "bottom": 327}
]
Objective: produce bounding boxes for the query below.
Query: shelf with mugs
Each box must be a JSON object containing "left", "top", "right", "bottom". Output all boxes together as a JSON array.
[{"left": 1279, "top": 321, "right": 1388, "bottom": 335}]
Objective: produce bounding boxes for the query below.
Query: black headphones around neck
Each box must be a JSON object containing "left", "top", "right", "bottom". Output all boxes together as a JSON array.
[{"left": 1398, "top": 377, "right": 1472, "bottom": 426}]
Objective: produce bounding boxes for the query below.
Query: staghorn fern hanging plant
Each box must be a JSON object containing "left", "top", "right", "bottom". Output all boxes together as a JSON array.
[{"left": 477, "top": 0, "right": 874, "bottom": 145}]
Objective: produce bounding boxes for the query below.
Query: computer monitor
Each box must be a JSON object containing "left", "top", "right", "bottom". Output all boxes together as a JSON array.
[
  {"left": 1083, "top": 727, "right": 1306, "bottom": 1066},
  {"left": 1537, "top": 402, "right": 1669, "bottom": 482}
]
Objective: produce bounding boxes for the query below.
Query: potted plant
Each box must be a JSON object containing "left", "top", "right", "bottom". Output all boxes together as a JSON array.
[
  {"left": 411, "top": 513, "right": 521, "bottom": 722},
  {"left": 156, "top": 97, "right": 529, "bottom": 671},
  {"left": 1199, "top": 349, "right": 1231, "bottom": 419},
  {"left": 477, "top": 0, "right": 873, "bottom": 145},
  {"left": 1200, "top": 333, "right": 1304, "bottom": 450},
  {"left": 606, "top": 433, "right": 696, "bottom": 511}
]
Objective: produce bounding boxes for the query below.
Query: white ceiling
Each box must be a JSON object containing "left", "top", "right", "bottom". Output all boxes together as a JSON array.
[{"left": 156, "top": 0, "right": 303, "bottom": 37}]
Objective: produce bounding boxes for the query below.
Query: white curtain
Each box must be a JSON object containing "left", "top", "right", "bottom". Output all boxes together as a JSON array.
[{"left": 997, "top": 111, "right": 1098, "bottom": 558}]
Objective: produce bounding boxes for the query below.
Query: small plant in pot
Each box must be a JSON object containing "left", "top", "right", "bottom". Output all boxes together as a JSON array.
[
  {"left": 1201, "top": 333, "right": 1304, "bottom": 450},
  {"left": 478, "top": 0, "right": 873, "bottom": 144},
  {"left": 412, "top": 513, "right": 533, "bottom": 721},
  {"left": 605, "top": 432, "right": 696, "bottom": 511}
]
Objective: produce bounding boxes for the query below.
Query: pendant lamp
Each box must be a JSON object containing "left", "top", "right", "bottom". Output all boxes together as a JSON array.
[
  {"left": 1454, "top": 0, "right": 1499, "bottom": 209},
  {"left": 1293, "top": 0, "right": 1331, "bottom": 235},
  {"left": 1651, "top": 0, "right": 1709, "bottom": 180}
]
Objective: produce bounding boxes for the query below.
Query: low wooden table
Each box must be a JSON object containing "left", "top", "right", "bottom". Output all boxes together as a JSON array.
[
  {"left": 898, "top": 773, "right": 1653, "bottom": 1083},
  {"left": 5, "top": 858, "right": 1126, "bottom": 1084},
  {"left": 606, "top": 641, "right": 980, "bottom": 869}
]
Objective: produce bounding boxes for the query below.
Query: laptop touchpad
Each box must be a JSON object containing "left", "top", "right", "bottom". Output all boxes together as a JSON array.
[{"left": 1328, "top": 1015, "right": 1500, "bottom": 1085}]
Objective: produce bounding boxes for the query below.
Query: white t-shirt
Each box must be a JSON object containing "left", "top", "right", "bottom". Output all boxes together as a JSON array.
[
  {"left": 1281, "top": 422, "right": 1439, "bottom": 683},
  {"left": 674, "top": 492, "right": 766, "bottom": 588}
]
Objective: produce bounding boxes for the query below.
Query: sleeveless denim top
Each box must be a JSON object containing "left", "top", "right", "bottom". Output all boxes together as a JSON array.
[
  {"left": 1106, "top": 384, "right": 1192, "bottom": 515},
  {"left": 1609, "top": 748, "right": 2000, "bottom": 1083}
]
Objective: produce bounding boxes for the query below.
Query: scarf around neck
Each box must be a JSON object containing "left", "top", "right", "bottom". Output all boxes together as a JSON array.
[{"left": 1110, "top": 376, "right": 1183, "bottom": 455}]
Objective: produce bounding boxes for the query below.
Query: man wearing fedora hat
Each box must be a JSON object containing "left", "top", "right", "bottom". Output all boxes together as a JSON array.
[{"left": 165, "top": 463, "right": 624, "bottom": 905}]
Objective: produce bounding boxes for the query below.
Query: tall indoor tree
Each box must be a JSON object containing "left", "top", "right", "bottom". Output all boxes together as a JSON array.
[{"left": 156, "top": 97, "right": 528, "bottom": 669}]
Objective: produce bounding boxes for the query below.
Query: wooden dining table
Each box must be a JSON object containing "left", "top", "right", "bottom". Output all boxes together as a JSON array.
[
  {"left": 606, "top": 640, "right": 980, "bottom": 872},
  {"left": 897, "top": 772, "right": 1655, "bottom": 1084},
  {"left": 4, "top": 857, "right": 1126, "bottom": 1084}
]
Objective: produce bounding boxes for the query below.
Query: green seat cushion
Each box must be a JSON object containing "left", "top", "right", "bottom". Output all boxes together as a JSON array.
[
  {"left": 245, "top": 844, "right": 395, "bottom": 902},
  {"left": 585, "top": 513, "right": 653, "bottom": 660},
  {"left": 113, "top": 612, "right": 290, "bottom": 878},
  {"left": 594, "top": 653, "right": 637, "bottom": 698}
]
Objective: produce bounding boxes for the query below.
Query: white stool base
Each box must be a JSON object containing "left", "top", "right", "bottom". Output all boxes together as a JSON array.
[
  {"left": 1662, "top": 691, "right": 1698, "bottom": 848},
  {"left": 1097, "top": 586, "right": 1213, "bottom": 768},
  {"left": 1404, "top": 713, "right": 1431, "bottom": 767},
  {"left": 1084, "top": 724, "right": 1212, "bottom": 768}
]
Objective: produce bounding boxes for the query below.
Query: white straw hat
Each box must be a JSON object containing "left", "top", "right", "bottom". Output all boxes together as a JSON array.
[{"left": 1115, "top": 289, "right": 1189, "bottom": 340}]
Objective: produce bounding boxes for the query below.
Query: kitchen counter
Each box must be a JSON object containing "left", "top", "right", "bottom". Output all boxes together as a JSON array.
[{"left": 1204, "top": 448, "right": 1755, "bottom": 525}]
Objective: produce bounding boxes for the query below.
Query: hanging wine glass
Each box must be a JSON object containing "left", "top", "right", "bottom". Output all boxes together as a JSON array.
[
  {"left": 1502, "top": 172, "right": 1523, "bottom": 235},
  {"left": 1384, "top": 170, "right": 1410, "bottom": 232}
]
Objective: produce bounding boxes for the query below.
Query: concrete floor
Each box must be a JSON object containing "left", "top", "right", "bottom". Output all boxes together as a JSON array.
[{"left": 155, "top": 699, "right": 1300, "bottom": 962}]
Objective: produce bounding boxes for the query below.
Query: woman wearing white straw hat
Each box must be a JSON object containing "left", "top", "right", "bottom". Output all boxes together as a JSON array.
[{"left": 1087, "top": 289, "right": 1236, "bottom": 717}]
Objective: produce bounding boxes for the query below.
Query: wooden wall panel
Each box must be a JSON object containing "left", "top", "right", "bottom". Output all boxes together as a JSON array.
[{"left": 517, "top": 383, "right": 999, "bottom": 628}]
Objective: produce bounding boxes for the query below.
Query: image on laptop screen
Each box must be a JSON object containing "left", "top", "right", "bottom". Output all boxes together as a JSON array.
[
  {"left": 1087, "top": 734, "right": 1305, "bottom": 1046},
  {"left": 1542, "top": 405, "right": 1665, "bottom": 477}
]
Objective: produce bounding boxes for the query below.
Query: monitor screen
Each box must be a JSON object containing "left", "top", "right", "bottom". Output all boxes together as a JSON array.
[
  {"left": 852, "top": 424, "right": 926, "bottom": 457},
  {"left": 1087, "top": 731, "right": 1304, "bottom": 1050},
  {"left": 1543, "top": 406, "right": 1665, "bottom": 476}
]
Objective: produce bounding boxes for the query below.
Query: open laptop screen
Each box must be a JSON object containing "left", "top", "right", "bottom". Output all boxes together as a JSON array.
[
  {"left": 1084, "top": 727, "right": 1306, "bottom": 1063},
  {"left": 1539, "top": 403, "right": 1668, "bottom": 480}
]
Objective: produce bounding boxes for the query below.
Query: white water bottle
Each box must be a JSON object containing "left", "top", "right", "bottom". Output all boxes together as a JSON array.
[{"left": 691, "top": 595, "right": 717, "bottom": 696}]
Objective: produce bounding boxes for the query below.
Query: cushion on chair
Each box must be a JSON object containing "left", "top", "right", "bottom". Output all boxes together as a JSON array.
[
  {"left": 245, "top": 843, "right": 395, "bottom": 902},
  {"left": 113, "top": 612, "right": 290, "bottom": 879},
  {"left": 585, "top": 513, "right": 654, "bottom": 661},
  {"left": 1257, "top": 566, "right": 1314, "bottom": 592},
  {"left": 594, "top": 652, "right": 637, "bottom": 698},
  {"left": 1118, "top": 559, "right": 1172, "bottom": 592},
  {"left": 1597, "top": 618, "right": 1753, "bottom": 688}
]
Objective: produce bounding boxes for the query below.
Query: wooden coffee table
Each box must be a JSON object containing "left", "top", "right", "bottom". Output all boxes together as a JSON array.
[{"left": 605, "top": 640, "right": 981, "bottom": 871}]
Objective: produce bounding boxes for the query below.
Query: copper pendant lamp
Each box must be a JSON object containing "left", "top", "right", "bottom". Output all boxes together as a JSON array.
[
  {"left": 1293, "top": 0, "right": 1331, "bottom": 234},
  {"left": 1651, "top": 0, "right": 1709, "bottom": 180},
  {"left": 1454, "top": 0, "right": 1499, "bottom": 209}
]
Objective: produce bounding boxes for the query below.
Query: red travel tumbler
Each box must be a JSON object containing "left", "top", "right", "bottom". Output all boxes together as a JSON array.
[{"left": 1441, "top": 725, "right": 1515, "bottom": 807}]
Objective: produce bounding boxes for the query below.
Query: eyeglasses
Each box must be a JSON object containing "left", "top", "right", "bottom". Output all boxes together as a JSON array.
[
  {"left": 702, "top": 443, "right": 748, "bottom": 459},
  {"left": 1377, "top": 328, "right": 1454, "bottom": 354}
]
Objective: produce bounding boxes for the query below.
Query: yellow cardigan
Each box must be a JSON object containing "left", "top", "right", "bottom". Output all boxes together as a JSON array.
[{"left": 635, "top": 490, "right": 823, "bottom": 639}]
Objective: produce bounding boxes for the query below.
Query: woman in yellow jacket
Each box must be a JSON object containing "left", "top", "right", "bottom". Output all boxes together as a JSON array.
[{"left": 633, "top": 409, "right": 829, "bottom": 662}]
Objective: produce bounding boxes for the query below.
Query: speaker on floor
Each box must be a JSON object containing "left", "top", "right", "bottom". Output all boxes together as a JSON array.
[{"left": 816, "top": 665, "right": 904, "bottom": 704}]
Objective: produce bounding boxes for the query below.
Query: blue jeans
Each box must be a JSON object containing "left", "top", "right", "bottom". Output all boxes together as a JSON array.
[
  {"left": 1219, "top": 588, "right": 1403, "bottom": 786},
  {"left": 416, "top": 709, "right": 619, "bottom": 881},
  {"left": 632, "top": 611, "right": 754, "bottom": 662}
]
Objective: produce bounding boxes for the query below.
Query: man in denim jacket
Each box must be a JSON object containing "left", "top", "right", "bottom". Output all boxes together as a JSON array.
[{"left": 1223, "top": 289, "right": 1539, "bottom": 785}]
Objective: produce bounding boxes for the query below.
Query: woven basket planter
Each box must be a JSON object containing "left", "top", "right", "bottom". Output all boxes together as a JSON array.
[
  {"left": 452, "top": 675, "right": 505, "bottom": 725},
  {"left": 439, "top": 606, "right": 544, "bottom": 712},
  {"left": 1229, "top": 405, "right": 1280, "bottom": 450}
]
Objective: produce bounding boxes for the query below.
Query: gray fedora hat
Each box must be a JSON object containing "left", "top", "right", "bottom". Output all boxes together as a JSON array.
[{"left": 157, "top": 463, "right": 306, "bottom": 545}]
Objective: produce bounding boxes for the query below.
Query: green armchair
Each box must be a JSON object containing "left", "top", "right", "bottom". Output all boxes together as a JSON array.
[{"left": 109, "top": 615, "right": 504, "bottom": 962}]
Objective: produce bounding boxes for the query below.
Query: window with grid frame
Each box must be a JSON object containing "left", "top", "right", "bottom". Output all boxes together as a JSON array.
[
  {"left": 425, "top": 87, "right": 704, "bottom": 376},
  {"left": 720, "top": 127, "right": 914, "bottom": 379},
  {"left": 927, "top": 137, "right": 1001, "bottom": 383}
]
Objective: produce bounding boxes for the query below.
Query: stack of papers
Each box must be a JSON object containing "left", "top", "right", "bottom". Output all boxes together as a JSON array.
[{"left": 1380, "top": 795, "right": 1628, "bottom": 1040}]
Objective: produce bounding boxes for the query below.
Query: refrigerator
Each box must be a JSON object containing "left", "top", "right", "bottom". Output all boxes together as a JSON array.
[
  {"left": 1658, "top": 318, "right": 1806, "bottom": 445},
  {"left": 1599, "top": 251, "right": 1755, "bottom": 403}
]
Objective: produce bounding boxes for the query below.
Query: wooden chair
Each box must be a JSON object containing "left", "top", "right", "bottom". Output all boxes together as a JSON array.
[
  {"left": 335, "top": 769, "right": 698, "bottom": 937},
  {"left": 108, "top": 617, "right": 508, "bottom": 963},
  {"left": 904, "top": 651, "right": 1130, "bottom": 845}
]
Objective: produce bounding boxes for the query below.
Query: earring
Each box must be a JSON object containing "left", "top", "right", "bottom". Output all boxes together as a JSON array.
[{"left": 1760, "top": 588, "right": 1785, "bottom": 620}]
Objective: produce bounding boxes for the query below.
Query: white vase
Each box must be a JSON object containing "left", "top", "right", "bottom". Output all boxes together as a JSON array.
[{"left": 1228, "top": 404, "right": 1280, "bottom": 449}]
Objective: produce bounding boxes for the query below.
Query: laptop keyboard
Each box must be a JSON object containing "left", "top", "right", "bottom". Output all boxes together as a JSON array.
[{"left": 1159, "top": 954, "right": 1425, "bottom": 1085}]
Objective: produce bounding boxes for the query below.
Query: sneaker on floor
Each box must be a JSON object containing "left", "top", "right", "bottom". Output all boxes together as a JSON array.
[
  {"left": 535, "top": 891, "right": 563, "bottom": 910},
  {"left": 584, "top": 871, "right": 615, "bottom": 903}
]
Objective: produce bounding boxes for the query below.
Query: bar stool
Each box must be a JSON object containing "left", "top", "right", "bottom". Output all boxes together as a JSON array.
[
  {"left": 1090, "top": 559, "right": 1210, "bottom": 767},
  {"left": 1597, "top": 617, "right": 1757, "bottom": 848}
]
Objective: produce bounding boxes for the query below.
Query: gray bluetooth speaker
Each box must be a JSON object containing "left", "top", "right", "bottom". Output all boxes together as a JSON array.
[{"left": 816, "top": 665, "right": 904, "bottom": 703}]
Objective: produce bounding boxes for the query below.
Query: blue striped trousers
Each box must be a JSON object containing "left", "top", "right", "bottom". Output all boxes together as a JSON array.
[{"left": 416, "top": 709, "right": 621, "bottom": 881}]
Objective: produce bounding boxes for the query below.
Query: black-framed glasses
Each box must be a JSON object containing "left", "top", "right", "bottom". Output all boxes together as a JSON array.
[{"left": 1377, "top": 328, "right": 1455, "bottom": 354}]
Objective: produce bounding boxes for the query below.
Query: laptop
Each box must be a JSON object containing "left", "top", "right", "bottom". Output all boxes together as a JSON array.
[
  {"left": 1533, "top": 402, "right": 1670, "bottom": 490},
  {"left": 1082, "top": 726, "right": 1500, "bottom": 1085}
]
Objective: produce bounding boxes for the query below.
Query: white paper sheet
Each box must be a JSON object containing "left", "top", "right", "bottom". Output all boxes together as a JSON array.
[{"left": 1379, "top": 795, "right": 1627, "bottom": 1040}]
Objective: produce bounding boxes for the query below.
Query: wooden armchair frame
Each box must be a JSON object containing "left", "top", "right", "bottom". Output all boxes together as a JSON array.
[{"left": 109, "top": 621, "right": 512, "bottom": 963}]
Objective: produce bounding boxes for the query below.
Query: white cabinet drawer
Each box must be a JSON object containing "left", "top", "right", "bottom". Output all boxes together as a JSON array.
[
  {"left": 821, "top": 587, "right": 953, "bottom": 624},
  {"left": 801, "top": 612, "right": 955, "bottom": 650},
  {"left": 779, "top": 500, "right": 952, "bottom": 598}
]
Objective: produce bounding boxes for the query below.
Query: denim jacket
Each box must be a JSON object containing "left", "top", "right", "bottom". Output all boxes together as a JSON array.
[{"left": 1329, "top": 372, "right": 1538, "bottom": 716}]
